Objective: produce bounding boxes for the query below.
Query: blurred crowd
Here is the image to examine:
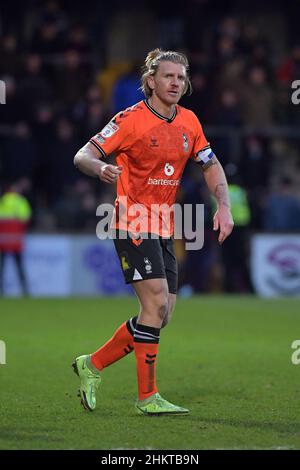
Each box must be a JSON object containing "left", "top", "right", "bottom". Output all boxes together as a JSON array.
[{"left": 1, "top": 0, "right": 300, "bottom": 293}]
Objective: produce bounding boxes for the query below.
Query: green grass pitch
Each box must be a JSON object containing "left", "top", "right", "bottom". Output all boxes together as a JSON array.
[{"left": 0, "top": 296, "right": 299, "bottom": 450}]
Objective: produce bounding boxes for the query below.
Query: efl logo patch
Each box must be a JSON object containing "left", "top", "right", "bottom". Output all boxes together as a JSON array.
[
  {"left": 94, "top": 134, "right": 106, "bottom": 145},
  {"left": 182, "top": 133, "right": 189, "bottom": 152},
  {"left": 100, "top": 122, "right": 119, "bottom": 138}
]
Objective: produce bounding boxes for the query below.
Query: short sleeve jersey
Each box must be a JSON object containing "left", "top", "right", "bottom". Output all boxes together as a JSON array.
[{"left": 90, "top": 99, "right": 214, "bottom": 237}]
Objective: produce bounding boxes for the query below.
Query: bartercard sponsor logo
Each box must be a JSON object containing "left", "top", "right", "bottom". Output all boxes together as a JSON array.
[
  {"left": 147, "top": 163, "right": 178, "bottom": 185},
  {"left": 148, "top": 177, "right": 180, "bottom": 186},
  {"left": 164, "top": 162, "right": 175, "bottom": 176}
]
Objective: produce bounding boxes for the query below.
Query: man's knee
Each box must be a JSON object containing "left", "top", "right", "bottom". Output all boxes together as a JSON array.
[
  {"left": 135, "top": 279, "right": 169, "bottom": 324},
  {"left": 151, "top": 283, "right": 169, "bottom": 321},
  {"left": 153, "top": 291, "right": 169, "bottom": 322}
]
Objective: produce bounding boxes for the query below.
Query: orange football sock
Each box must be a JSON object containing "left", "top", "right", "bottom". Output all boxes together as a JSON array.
[
  {"left": 134, "top": 323, "right": 160, "bottom": 400},
  {"left": 91, "top": 316, "right": 137, "bottom": 371},
  {"left": 134, "top": 342, "right": 159, "bottom": 400}
]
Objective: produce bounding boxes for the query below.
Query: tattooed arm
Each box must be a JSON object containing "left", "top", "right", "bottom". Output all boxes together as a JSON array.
[{"left": 202, "top": 155, "right": 234, "bottom": 244}]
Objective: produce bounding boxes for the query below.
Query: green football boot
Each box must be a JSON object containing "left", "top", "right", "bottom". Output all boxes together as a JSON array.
[
  {"left": 135, "top": 393, "right": 189, "bottom": 416},
  {"left": 72, "top": 355, "right": 101, "bottom": 411}
]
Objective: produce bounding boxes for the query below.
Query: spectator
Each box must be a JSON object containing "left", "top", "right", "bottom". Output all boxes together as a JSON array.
[
  {"left": 31, "top": 103, "right": 56, "bottom": 205},
  {"left": 219, "top": 169, "right": 253, "bottom": 293},
  {"left": 240, "top": 136, "right": 271, "bottom": 190},
  {"left": 214, "top": 88, "right": 241, "bottom": 126},
  {"left": 277, "top": 43, "right": 300, "bottom": 84},
  {"left": 66, "top": 23, "right": 91, "bottom": 55},
  {"left": 239, "top": 66, "right": 274, "bottom": 127},
  {"left": 47, "top": 117, "right": 81, "bottom": 202},
  {"left": 180, "top": 70, "right": 212, "bottom": 122},
  {"left": 54, "top": 48, "right": 91, "bottom": 108},
  {"left": 111, "top": 64, "right": 144, "bottom": 114},
  {"left": 264, "top": 177, "right": 300, "bottom": 232},
  {"left": 207, "top": 89, "right": 242, "bottom": 168},
  {"left": 18, "top": 54, "right": 54, "bottom": 121},
  {"left": 0, "top": 33, "right": 20, "bottom": 76},
  {"left": 71, "top": 84, "right": 108, "bottom": 140},
  {"left": 30, "top": 19, "right": 65, "bottom": 55},
  {"left": 1, "top": 122, "right": 37, "bottom": 182},
  {"left": 0, "top": 179, "right": 32, "bottom": 296},
  {"left": 179, "top": 165, "right": 216, "bottom": 293},
  {"left": 0, "top": 76, "right": 23, "bottom": 124}
]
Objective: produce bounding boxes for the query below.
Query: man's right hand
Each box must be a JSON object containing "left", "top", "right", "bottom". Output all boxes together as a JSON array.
[
  {"left": 74, "top": 143, "right": 123, "bottom": 181},
  {"left": 99, "top": 164, "right": 123, "bottom": 184}
]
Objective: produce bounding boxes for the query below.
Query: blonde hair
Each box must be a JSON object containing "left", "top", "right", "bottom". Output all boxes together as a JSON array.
[{"left": 140, "top": 48, "right": 192, "bottom": 98}]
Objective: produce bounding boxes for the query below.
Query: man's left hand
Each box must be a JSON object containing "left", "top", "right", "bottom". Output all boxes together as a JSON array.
[{"left": 213, "top": 207, "right": 234, "bottom": 244}]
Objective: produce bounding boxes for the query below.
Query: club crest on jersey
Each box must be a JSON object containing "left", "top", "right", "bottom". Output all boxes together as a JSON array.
[
  {"left": 100, "top": 122, "right": 119, "bottom": 138},
  {"left": 144, "top": 257, "right": 152, "bottom": 274},
  {"left": 182, "top": 133, "right": 189, "bottom": 152}
]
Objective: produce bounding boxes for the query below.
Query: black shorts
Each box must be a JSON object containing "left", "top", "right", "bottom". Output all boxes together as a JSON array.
[{"left": 113, "top": 232, "right": 178, "bottom": 294}]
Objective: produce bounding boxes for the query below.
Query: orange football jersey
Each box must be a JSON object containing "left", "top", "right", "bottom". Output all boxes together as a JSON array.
[{"left": 90, "top": 99, "right": 214, "bottom": 236}]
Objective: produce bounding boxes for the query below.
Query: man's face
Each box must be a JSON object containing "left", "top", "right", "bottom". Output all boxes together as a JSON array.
[{"left": 148, "top": 61, "right": 187, "bottom": 105}]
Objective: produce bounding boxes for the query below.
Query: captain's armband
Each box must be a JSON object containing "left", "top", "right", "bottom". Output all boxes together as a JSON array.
[{"left": 194, "top": 146, "right": 218, "bottom": 170}]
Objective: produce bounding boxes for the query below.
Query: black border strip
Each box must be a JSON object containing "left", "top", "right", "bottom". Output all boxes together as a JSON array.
[
  {"left": 89, "top": 139, "right": 107, "bottom": 159},
  {"left": 144, "top": 99, "right": 177, "bottom": 122}
]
